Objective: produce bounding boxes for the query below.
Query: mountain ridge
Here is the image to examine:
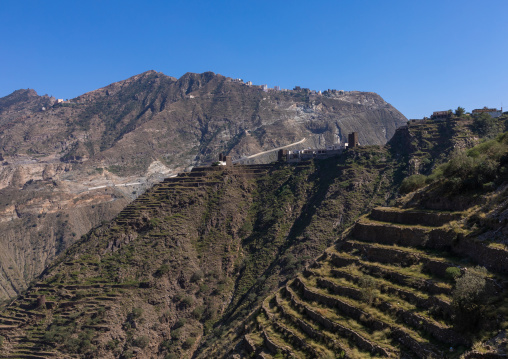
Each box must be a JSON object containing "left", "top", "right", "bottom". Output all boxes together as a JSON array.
[{"left": 0, "top": 70, "right": 407, "bottom": 300}]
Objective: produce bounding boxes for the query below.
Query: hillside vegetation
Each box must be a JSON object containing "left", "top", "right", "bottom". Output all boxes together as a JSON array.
[
  {"left": 0, "top": 71, "right": 407, "bottom": 300},
  {"left": 214, "top": 119, "right": 508, "bottom": 358},
  {"left": 0, "top": 149, "right": 400, "bottom": 358},
  {"left": 1, "top": 114, "right": 508, "bottom": 358}
]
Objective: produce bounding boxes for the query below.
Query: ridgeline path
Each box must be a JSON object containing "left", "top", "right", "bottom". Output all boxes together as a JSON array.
[{"left": 233, "top": 137, "right": 306, "bottom": 163}]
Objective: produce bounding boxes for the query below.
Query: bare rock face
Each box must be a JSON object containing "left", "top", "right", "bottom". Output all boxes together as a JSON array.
[{"left": 0, "top": 70, "right": 407, "bottom": 300}]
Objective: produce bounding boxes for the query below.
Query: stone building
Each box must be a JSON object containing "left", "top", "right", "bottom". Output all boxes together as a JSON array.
[
  {"left": 431, "top": 110, "right": 452, "bottom": 120},
  {"left": 472, "top": 107, "right": 502, "bottom": 118},
  {"left": 348, "top": 132, "right": 359, "bottom": 148}
]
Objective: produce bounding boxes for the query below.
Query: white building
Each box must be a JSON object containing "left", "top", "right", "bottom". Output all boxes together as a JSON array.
[{"left": 472, "top": 107, "right": 503, "bottom": 118}]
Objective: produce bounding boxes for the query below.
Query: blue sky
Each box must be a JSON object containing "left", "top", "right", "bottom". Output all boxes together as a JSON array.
[{"left": 1, "top": 0, "right": 506, "bottom": 119}]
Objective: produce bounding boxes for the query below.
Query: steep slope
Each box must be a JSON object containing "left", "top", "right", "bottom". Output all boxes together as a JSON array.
[
  {"left": 0, "top": 71, "right": 407, "bottom": 300},
  {"left": 0, "top": 146, "right": 402, "bottom": 358},
  {"left": 1, "top": 114, "right": 507, "bottom": 358},
  {"left": 209, "top": 130, "right": 508, "bottom": 358},
  {"left": 226, "top": 207, "right": 508, "bottom": 358}
]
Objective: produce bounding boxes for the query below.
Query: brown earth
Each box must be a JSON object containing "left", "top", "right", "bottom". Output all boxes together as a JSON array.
[{"left": 0, "top": 70, "right": 407, "bottom": 300}]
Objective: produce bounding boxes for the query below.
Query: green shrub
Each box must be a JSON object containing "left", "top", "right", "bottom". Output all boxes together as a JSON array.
[
  {"left": 467, "top": 138, "right": 505, "bottom": 159},
  {"left": 154, "top": 264, "right": 170, "bottom": 277},
  {"left": 65, "top": 329, "right": 94, "bottom": 354},
  {"left": 472, "top": 113, "right": 499, "bottom": 137},
  {"left": 359, "top": 275, "right": 379, "bottom": 305},
  {"left": 442, "top": 152, "right": 498, "bottom": 192},
  {"left": 422, "top": 133, "right": 508, "bottom": 194},
  {"left": 238, "top": 220, "right": 253, "bottom": 238},
  {"left": 445, "top": 266, "right": 461, "bottom": 280},
  {"left": 452, "top": 266, "right": 488, "bottom": 331},
  {"left": 173, "top": 318, "right": 186, "bottom": 329},
  {"left": 199, "top": 283, "right": 209, "bottom": 293},
  {"left": 129, "top": 307, "right": 143, "bottom": 320},
  {"left": 182, "top": 337, "right": 196, "bottom": 349},
  {"left": 161, "top": 339, "right": 172, "bottom": 349},
  {"left": 174, "top": 292, "right": 185, "bottom": 302},
  {"left": 171, "top": 328, "right": 182, "bottom": 340},
  {"left": 181, "top": 296, "right": 194, "bottom": 307},
  {"left": 400, "top": 174, "right": 427, "bottom": 194},
  {"left": 149, "top": 218, "right": 160, "bottom": 228},
  {"left": 190, "top": 269, "right": 204, "bottom": 282},
  {"left": 106, "top": 339, "right": 119, "bottom": 350},
  {"left": 192, "top": 305, "right": 205, "bottom": 320},
  {"left": 247, "top": 292, "right": 257, "bottom": 302},
  {"left": 133, "top": 336, "right": 149, "bottom": 349},
  {"left": 122, "top": 349, "right": 134, "bottom": 359},
  {"left": 43, "top": 321, "right": 73, "bottom": 343}
]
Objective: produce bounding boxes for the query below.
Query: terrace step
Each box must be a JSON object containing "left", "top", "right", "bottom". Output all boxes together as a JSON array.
[
  {"left": 351, "top": 218, "right": 456, "bottom": 250},
  {"left": 290, "top": 278, "right": 444, "bottom": 357},
  {"left": 326, "top": 250, "right": 452, "bottom": 296},
  {"left": 324, "top": 268, "right": 453, "bottom": 319},
  {"left": 260, "top": 327, "right": 300, "bottom": 358},
  {"left": 258, "top": 310, "right": 315, "bottom": 358},
  {"left": 284, "top": 282, "right": 395, "bottom": 357},
  {"left": 262, "top": 297, "right": 326, "bottom": 358},
  {"left": 339, "top": 240, "right": 467, "bottom": 280},
  {"left": 307, "top": 275, "right": 467, "bottom": 347},
  {"left": 273, "top": 291, "right": 352, "bottom": 357},
  {"left": 369, "top": 207, "right": 462, "bottom": 227}
]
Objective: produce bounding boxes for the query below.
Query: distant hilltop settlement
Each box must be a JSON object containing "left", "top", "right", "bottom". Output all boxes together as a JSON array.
[
  {"left": 424, "top": 106, "right": 503, "bottom": 121},
  {"left": 227, "top": 76, "right": 351, "bottom": 96},
  {"left": 214, "top": 104, "right": 507, "bottom": 167},
  {"left": 278, "top": 132, "right": 358, "bottom": 163},
  {"left": 214, "top": 132, "right": 359, "bottom": 166}
]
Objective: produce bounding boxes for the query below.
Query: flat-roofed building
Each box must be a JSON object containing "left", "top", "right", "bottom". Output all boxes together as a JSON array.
[
  {"left": 431, "top": 110, "right": 452, "bottom": 120},
  {"left": 472, "top": 107, "right": 502, "bottom": 118}
]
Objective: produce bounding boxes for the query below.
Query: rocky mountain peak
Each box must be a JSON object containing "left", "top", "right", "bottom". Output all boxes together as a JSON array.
[
  {"left": 176, "top": 71, "right": 223, "bottom": 94},
  {"left": 0, "top": 88, "right": 39, "bottom": 108}
]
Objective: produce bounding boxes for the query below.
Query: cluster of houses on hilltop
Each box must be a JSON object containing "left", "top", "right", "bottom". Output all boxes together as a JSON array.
[
  {"left": 215, "top": 132, "right": 360, "bottom": 166},
  {"left": 278, "top": 132, "right": 359, "bottom": 163},
  {"left": 430, "top": 107, "right": 503, "bottom": 120},
  {"left": 227, "top": 77, "right": 350, "bottom": 96}
]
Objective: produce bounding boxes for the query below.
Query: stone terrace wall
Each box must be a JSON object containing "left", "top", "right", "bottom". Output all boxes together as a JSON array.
[{"left": 370, "top": 208, "right": 462, "bottom": 227}]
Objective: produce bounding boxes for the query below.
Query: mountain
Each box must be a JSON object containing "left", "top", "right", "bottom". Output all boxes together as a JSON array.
[
  {"left": 1, "top": 71, "right": 406, "bottom": 172},
  {"left": 1, "top": 113, "right": 507, "bottom": 358},
  {"left": 0, "top": 71, "right": 407, "bottom": 300}
]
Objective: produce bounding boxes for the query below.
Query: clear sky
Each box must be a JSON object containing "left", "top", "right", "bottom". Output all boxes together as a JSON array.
[{"left": 1, "top": 0, "right": 507, "bottom": 119}]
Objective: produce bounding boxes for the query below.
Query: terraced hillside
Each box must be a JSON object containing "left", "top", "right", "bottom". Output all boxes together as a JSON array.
[
  {"left": 392, "top": 117, "right": 475, "bottom": 176},
  {"left": 0, "top": 164, "right": 277, "bottom": 358},
  {"left": 0, "top": 70, "right": 408, "bottom": 302},
  {"left": 225, "top": 206, "right": 508, "bottom": 358},
  {"left": 2, "top": 116, "right": 508, "bottom": 358},
  {"left": 0, "top": 151, "right": 402, "bottom": 359},
  {"left": 394, "top": 114, "right": 507, "bottom": 177}
]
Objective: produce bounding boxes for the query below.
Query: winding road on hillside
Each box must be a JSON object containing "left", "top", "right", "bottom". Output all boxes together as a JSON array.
[{"left": 233, "top": 137, "right": 307, "bottom": 163}]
